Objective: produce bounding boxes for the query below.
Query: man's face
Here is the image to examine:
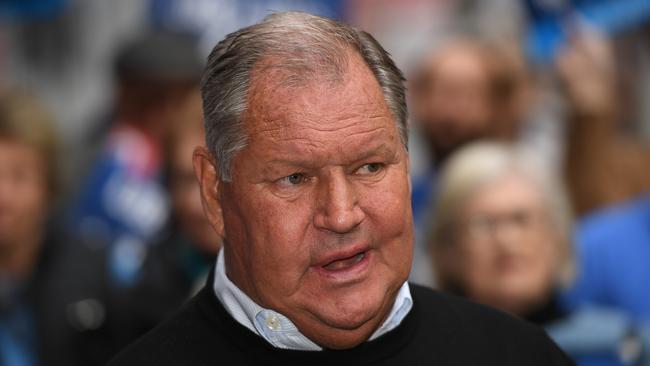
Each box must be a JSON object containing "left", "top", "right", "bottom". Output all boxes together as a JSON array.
[
  {"left": 204, "top": 53, "right": 413, "bottom": 348},
  {"left": 0, "top": 139, "right": 48, "bottom": 248},
  {"left": 412, "top": 45, "right": 494, "bottom": 162}
]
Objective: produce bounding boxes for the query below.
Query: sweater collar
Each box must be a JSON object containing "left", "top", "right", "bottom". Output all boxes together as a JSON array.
[{"left": 212, "top": 249, "right": 412, "bottom": 351}]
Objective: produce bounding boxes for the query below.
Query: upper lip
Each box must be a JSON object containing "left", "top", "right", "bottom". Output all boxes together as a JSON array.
[{"left": 314, "top": 244, "right": 369, "bottom": 268}]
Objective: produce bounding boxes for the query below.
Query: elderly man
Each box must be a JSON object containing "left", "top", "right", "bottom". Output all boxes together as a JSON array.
[{"left": 109, "top": 12, "right": 574, "bottom": 365}]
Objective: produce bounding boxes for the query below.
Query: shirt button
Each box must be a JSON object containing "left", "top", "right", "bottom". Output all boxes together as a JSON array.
[{"left": 266, "top": 315, "right": 280, "bottom": 331}]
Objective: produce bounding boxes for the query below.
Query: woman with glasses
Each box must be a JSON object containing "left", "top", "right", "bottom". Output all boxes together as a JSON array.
[{"left": 428, "top": 142, "right": 649, "bottom": 366}]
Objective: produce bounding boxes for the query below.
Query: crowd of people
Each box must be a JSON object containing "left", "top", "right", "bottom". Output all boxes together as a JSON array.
[
  {"left": 1, "top": 1, "right": 650, "bottom": 365},
  {"left": 405, "top": 21, "right": 650, "bottom": 365}
]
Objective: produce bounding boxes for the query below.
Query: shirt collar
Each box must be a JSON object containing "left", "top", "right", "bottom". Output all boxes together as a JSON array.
[{"left": 213, "top": 249, "right": 412, "bottom": 351}]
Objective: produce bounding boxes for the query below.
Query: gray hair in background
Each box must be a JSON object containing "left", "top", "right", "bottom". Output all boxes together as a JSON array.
[
  {"left": 201, "top": 11, "right": 408, "bottom": 181},
  {"left": 429, "top": 141, "right": 575, "bottom": 289}
]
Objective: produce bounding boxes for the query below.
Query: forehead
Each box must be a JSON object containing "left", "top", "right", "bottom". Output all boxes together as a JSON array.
[
  {"left": 468, "top": 173, "right": 544, "bottom": 211},
  {"left": 242, "top": 52, "right": 398, "bottom": 160},
  {"left": 425, "top": 44, "right": 488, "bottom": 82}
]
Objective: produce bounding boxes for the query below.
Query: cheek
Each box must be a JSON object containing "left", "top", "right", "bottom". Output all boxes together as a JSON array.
[
  {"left": 531, "top": 235, "right": 561, "bottom": 280},
  {"left": 363, "top": 170, "right": 411, "bottom": 228},
  {"left": 11, "top": 184, "right": 48, "bottom": 235},
  {"left": 235, "top": 192, "right": 314, "bottom": 285},
  {"left": 18, "top": 181, "right": 47, "bottom": 215},
  {"left": 359, "top": 171, "right": 414, "bottom": 274},
  {"left": 459, "top": 244, "right": 494, "bottom": 288}
]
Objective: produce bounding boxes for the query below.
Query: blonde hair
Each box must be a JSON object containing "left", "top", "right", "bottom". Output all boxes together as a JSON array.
[{"left": 430, "top": 141, "right": 575, "bottom": 291}]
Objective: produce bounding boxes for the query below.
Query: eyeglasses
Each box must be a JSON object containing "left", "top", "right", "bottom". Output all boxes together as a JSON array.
[{"left": 458, "top": 209, "right": 549, "bottom": 242}]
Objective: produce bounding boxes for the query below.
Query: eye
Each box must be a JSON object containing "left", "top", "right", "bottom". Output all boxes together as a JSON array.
[
  {"left": 356, "top": 163, "right": 383, "bottom": 175},
  {"left": 277, "top": 172, "right": 307, "bottom": 186}
]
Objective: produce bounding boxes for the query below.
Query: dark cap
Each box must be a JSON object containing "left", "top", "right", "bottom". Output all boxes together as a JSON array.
[{"left": 114, "top": 31, "right": 204, "bottom": 83}]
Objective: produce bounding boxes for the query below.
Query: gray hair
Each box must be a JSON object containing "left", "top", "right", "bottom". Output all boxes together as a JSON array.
[
  {"left": 201, "top": 11, "right": 408, "bottom": 181},
  {"left": 429, "top": 141, "right": 575, "bottom": 290}
]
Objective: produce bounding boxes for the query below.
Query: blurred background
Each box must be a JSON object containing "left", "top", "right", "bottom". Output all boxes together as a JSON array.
[{"left": 1, "top": 0, "right": 650, "bottom": 365}]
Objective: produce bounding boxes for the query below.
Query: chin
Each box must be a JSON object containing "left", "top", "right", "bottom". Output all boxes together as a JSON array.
[
  {"left": 317, "top": 287, "right": 391, "bottom": 334},
  {"left": 305, "top": 322, "right": 378, "bottom": 350},
  {"left": 321, "top": 302, "right": 377, "bottom": 330}
]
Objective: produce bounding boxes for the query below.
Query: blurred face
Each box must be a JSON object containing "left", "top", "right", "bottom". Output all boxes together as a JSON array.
[
  {"left": 452, "top": 173, "right": 559, "bottom": 316},
  {"left": 195, "top": 53, "right": 413, "bottom": 349},
  {"left": 170, "top": 128, "right": 222, "bottom": 255},
  {"left": 413, "top": 45, "right": 494, "bottom": 162},
  {"left": 0, "top": 139, "right": 48, "bottom": 250}
]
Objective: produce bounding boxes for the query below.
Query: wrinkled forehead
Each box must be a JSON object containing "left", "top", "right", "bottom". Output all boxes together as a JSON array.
[
  {"left": 252, "top": 47, "right": 374, "bottom": 105},
  {"left": 248, "top": 46, "right": 352, "bottom": 91},
  {"left": 244, "top": 51, "right": 392, "bottom": 133}
]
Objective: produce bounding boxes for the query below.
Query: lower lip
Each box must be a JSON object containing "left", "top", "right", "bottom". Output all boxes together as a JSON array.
[{"left": 313, "top": 250, "right": 371, "bottom": 281}]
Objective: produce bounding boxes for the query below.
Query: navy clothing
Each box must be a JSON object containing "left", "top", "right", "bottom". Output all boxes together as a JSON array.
[
  {"left": 0, "top": 224, "right": 115, "bottom": 366},
  {"left": 68, "top": 125, "right": 169, "bottom": 287},
  {"left": 109, "top": 282, "right": 575, "bottom": 366},
  {"left": 0, "top": 301, "right": 36, "bottom": 366},
  {"left": 0, "top": 220, "right": 198, "bottom": 366}
]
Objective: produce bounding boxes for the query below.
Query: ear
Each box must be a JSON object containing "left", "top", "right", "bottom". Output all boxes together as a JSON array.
[
  {"left": 193, "top": 146, "right": 225, "bottom": 238},
  {"left": 405, "top": 151, "right": 411, "bottom": 190}
]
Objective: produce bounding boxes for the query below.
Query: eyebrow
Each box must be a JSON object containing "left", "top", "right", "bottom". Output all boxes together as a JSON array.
[{"left": 264, "top": 143, "right": 397, "bottom": 170}]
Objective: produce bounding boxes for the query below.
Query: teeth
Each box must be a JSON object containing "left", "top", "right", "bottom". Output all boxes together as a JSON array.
[
  {"left": 323, "top": 252, "right": 365, "bottom": 271},
  {"left": 353, "top": 252, "right": 364, "bottom": 264}
]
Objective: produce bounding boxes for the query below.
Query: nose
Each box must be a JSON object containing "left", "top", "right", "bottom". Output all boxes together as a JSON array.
[
  {"left": 491, "top": 218, "right": 524, "bottom": 251},
  {"left": 313, "top": 170, "right": 365, "bottom": 234}
]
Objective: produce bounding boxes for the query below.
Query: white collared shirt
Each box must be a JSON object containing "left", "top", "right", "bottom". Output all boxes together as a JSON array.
[{"left": 213, "top": 249, "right": 413, "bottom": 351}]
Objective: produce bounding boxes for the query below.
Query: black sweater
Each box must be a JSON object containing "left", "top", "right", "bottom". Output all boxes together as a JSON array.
[{"left": 108, "top": 283, "right": 575, "bottom": 365}]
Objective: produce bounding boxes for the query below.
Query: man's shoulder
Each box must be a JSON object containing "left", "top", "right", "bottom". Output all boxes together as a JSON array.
[
  {"left": 107, "top": 286, "right": 233, "bottom": 366},
  {"left": 407, "top": 284, "right": 575, "bottom": 365},
  {"left": 409, "top": 283, "right": 533, "bottom": 333},
  {"left": 410, "top": 283, "right": 524, "bottom": 323},
  {"left": 108, "top": 283, "right": 574, "bottom": 366}
]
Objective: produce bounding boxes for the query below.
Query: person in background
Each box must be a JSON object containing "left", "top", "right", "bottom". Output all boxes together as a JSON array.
[
  {"left": 410, "top": 38, "right": 525, "bottom": 169},
  {"left": 564, "top": 191, "right": 650, "bottom": 324},
  {"left": 429, "top": 141, "right": 650, "bottom": 366},
  {"left": 162, "top": 89, "right": 222, "bottom": 290},
  {"left": 558, "top": 32, "right": 650, "bottom": 332},
  {"left": 66, "top": 31, "right": 204, "bottom": 288},
  {"left": 0, "top": 88, "right": 56, "bottom": 366},
  {"left": 115, "top": 90, "right": 223, "bottom": 342},
  {"left": 0, "top": 88, "right": 110, "bottom": 366},
  {"left": 551, "top": 32, "right": 650, "bottom": 330},
  {"left": 61, "top": 31, "right": 211, "bottom": 363},
  {"left": 407, "top": 36, "right": 531, "bottom": 285},
  {"left": 558, "top": 30, "right": 650, "bottom": 217}
]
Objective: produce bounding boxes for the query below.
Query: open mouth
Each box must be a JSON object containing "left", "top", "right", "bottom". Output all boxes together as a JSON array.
[{"left": 322, "top": 251, "right": 366, "bottom": 272}]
